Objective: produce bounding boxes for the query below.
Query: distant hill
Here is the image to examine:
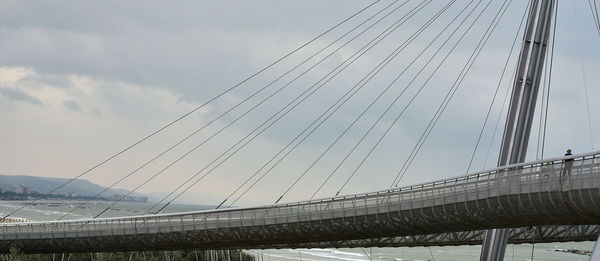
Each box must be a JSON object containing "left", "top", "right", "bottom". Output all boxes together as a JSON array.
[{"left": 0, "top": 174, "right": 140, "bottom": 198}]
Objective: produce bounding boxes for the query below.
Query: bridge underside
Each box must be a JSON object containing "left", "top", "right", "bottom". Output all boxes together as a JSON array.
[
  {"left": 3, "top": 224, "right": 598, "bottom": 253},
  {"left": 4, "top": 189, "right": 600, "bottom": 253},
  {"left": 262, "top": 225, "right": 599, "bottom": 249}
]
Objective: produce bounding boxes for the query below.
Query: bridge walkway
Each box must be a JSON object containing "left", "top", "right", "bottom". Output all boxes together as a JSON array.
[{"left": 2, "top": 152, "right": 599, "bottom": 253}]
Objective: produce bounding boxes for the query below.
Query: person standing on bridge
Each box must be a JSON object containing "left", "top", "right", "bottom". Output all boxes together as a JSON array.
[{"left": 563, "top": 149, "right": 574, "bottom": 176}]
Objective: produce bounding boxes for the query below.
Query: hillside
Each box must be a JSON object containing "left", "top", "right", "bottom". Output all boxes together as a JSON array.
[{"left": 0, "top": 174, "right": 139, "bottom": 197}]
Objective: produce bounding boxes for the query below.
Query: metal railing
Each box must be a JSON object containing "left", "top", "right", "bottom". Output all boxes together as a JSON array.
[{"left": 2, "top": 151, "right": 599, "bottom": 242}]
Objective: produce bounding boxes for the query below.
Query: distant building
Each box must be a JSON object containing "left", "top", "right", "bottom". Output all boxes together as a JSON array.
[
  {"left": 57, "top": 191, "right": 80, "bottom": 197},
  {"left": 132, "top": 196, "right": 148, "bottom": 203},
  {"left": 14, "top": 185, "right": 25, "bottom": 194},
  {"left": 108, "top": 194, "right": 148, "bottom": 203}
]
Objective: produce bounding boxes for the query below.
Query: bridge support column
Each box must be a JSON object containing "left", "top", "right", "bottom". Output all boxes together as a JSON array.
[
  {"left": 592, "top": 234, "right": 600, "bottom": 260},
  {"left": 479, "top": 0, "right": 555, "bottom": 260}
]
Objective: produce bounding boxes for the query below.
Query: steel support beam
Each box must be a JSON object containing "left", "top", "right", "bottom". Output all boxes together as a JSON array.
[
  {"left": 480, "top": 1, "right": 555, "bottom": 260},
  {"left": 257, "top": 225, "right": 600, "bottom": 249}
]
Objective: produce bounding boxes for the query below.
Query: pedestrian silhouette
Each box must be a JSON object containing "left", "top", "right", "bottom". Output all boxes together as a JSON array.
[{"left": 563, "top": 149, "right": 573, "bottom": 176}]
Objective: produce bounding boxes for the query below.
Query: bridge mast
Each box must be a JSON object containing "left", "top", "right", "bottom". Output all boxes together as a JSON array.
[{"left": 479, "top": 1, "right": 555, "bottom": 260}]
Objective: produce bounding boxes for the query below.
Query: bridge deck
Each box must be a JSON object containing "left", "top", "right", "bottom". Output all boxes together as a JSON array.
[{"left": 2, "top": 152, "right": 600, "bottom": 253}]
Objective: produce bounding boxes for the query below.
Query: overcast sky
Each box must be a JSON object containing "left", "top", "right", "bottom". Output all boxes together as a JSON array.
[{"left": 1, "top": 0, "right": 599, "bottom": 207}]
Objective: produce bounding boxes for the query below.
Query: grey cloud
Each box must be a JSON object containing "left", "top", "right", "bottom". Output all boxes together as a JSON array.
[
  {"left": 0, "top": 87, "right": 42, "bottom": 105},
  {"left": 62, "top": 99, "right": 82, "bottom": 112},
  {"left": 0, "top": 0, "right": 599, "bottom": 202},
  {"left": 91, "top": 108, "right": 102, "bottom": 117},
  {"left": 0, "top": 0, "right": 390, "bottom": 104}
]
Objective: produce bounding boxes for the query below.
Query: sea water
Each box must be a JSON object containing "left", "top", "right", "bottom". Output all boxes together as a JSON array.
[{"left": 0, "top": 200, "right": 594, "bottom": 261}]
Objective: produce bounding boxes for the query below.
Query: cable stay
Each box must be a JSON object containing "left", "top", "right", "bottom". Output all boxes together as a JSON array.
[
  {"left": 106, "top": 0, "right": 412, "bottom": 217},
  {"left": 354, "top": 0, "right": 499, "bottom": 191},
  {"left": 482, "top": 66, "right": 515, "bottom": 170},
  {"left": 574, "top": 0, "right": 597, "bottom": 151},
  {"left": 335, "top": 0, "right": 496, "bottom": 194},
  {"left": 536, "top": 23, "right": 551, "bottom": 160},
  {"left": 540, "top": 1, "right": 559, "bottom": 159},
  {"left": 55, "top": 0, "right": 406, "bottom": 220},
  {"left": 587, "top": 0, "right": 600, "bottom": 38},
  {"left": 481, "top": 10, "right": 532, "bottom": 169},
  {"left": 310, "top": 0, "right": 477, "bottom": 199},
  {"left": 137, "top": 0, "right": 430, "bottom": 214},
  {"left": 484, "top": 0, "right": 556, "bottom": 168},
  {"left": 148, "top": 0, "right": 434, "bottom": 213},
  {"left": 219, "top": 1, "right": 470, "bottom": 208},
  {"left": 95, "top": 0, "right": 417, "bottom": 218},
  {"left": 467, "top": 0, "right": 530, "bottom": 173},
  {"left": 264, "top": 0, "right": 466, "bottom": 204},
  {"left": 0, "top": 0, "right": 384, "bottom": 221},
  {"left": 393, "top": 0, "right": 515, "bottom": 187},
  {"left": 536, "top": 0, "right": 558, "bottom": 160}
]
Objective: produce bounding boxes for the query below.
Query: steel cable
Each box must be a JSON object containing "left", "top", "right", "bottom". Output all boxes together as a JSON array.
[
  {"left": 97, "top": 0, "right": 412, "bottom": 218},
  {"left": 536, "top": 18, "right": 551, "bottom": 160},
  {"left": 337, "top": 0, "right": 496, "bottom": 194},
  {"left": 146, "top": 1, "right": 431, "bottom": 214},
  {"left": 541, "top": 0, "right": 559, "bottom": 159},
  {"left": 393, "top": 0, "right": 514, "bottom": 187},
  {"left": 163, "top": 1, "right": 433, "bottom": 211},
  {"left": 596, "top": 0, "right": 600, "bottom": 31},
  {"left": 273, "top": 0, "right": 465, "bottom": 203},
  {"left": 587, "top": 0, "right": 600, "bottom": 37},
  {"left": 466, "top": 0, "right": 529, "bottom": 173},
  {"left": 482, "top": 66, "right": 517, "bottom": 169},
  {"left": 393, "top": 0, "right": 510, "bottom": 185},
  {"left": 308, "top": 0, "right": 475, "bottom": 199},
  {"left": 93, "top": 3, "right": 406, "bottom": 218},
  {"left": 537, "top": 0, "right": 558, "bottom": 159},
  {"left": 222, "top": 1, "right": 440, "bottom": 208},
  {"left": 350, "top": 0, "right": 495, "bottom": 192},
  {"left": 0, "top": 0, "right": 383, "bottom": 221},
  {"left": 56, "top": 0, "right": 403, "bottom": 220},
  {"left": 574, "top": 0, "right": 597, "bottom": 151}
]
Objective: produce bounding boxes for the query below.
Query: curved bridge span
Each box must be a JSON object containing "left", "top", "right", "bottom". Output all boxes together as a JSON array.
[{"left": 2, "top": 152, "right": 600, "bottom": 253}]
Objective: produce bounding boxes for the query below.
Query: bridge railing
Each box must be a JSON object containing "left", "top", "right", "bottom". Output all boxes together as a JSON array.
[{"left": 1, "top": 152, "right": 599, "bottom": 240}]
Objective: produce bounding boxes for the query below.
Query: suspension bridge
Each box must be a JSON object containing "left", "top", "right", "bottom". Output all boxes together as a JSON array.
[{"left": 1, "top": 0, "right": 599, "bottom": 260}]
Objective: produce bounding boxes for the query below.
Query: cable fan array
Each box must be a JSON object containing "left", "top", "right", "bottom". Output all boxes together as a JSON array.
[{"left": 2, "top": 0, "right": 599, "bottom": 223}]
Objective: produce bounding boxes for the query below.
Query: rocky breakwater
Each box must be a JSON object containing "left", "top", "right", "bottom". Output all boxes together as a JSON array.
[{"left": 553, "top": 248, "right": 592, "bottom": 256}]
